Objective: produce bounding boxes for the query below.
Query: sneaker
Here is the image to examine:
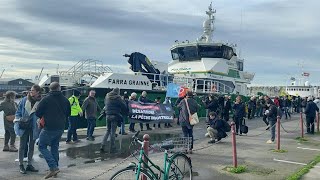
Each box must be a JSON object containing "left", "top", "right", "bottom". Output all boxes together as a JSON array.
[
  {"left": 19, "top": 165, "right": 26, "bottom": 174},
  {"left": 100, "top": 145, "right": 106, "bottom": 152},
  {"left": 73, "top": 140, "right": 81, "bottom": 143},
  {"left": 208, "top": 139, "right": 216, "bottom": 144},
  {"left": 66, "top": 141, "right": 73, "bottom": 144},
  {"left": 266, "top": 140, "right": 274, "bottom": 144},
  {"left": 26, "top": 165, "right": 39, "bottom": 172},
  {"left": 121, "top": 132, "right": 128, "bottom": 135},
  {"left": 44, "top": 169, "right": 60, "bottom": 179},
  {"left": 86, "top": 137, "right": 95, "bottom": 141},
  {"left": 3, "top": 145, "right": 9, "bottom": 152},
  {"left": 9, "top": 145, "right": 18, "bottom": 152}
]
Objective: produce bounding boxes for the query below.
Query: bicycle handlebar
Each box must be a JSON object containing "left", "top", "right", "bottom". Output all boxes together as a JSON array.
[{"left": 132, "top": 131, "right": 143, "bottom": 145}]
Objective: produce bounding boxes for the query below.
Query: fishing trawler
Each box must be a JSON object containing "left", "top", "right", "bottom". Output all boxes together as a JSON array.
[{"left": 39, "top": 3, "right": 254, "bottom": 96}]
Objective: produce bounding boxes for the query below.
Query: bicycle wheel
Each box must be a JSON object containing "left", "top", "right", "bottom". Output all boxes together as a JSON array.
[
  {"left": 167, "top": 153, "right": 192, "bottom": 180},
  {"left": 110, "top": 166, "right": 154, "bottom": 180}
]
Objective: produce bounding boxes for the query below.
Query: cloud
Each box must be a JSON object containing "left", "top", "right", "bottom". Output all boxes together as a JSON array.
[{"left": 0, "top": 0, "right": 319, "bottom": 87}]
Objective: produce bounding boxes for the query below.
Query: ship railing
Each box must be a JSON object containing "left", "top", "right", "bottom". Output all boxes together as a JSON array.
[{"left": 140, "top": 72, "right": 234, "bottom": 94}]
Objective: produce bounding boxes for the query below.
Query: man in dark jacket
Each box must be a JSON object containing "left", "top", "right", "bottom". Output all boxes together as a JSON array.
[
  {"left": 138, "top": 91, "right": 153, "bottom": 131},
  {"left": 82, "top": 90, "right": 101, "bottom": 141},
  {"left": 222, "top": 95, "right": 231, "bottom": 121},
  {"left": 233, "top": 96, "right": 246, "bottom": 135},
  {"left": 206, "top": 112, "right": 227, "bottom": 143},
  {"left": 36, "top": 82, "right": 71, "bottom": 179},
  {"left": 305, "top": 96, "right": 319, "bottom": 134},
  {"left": 202, "top": 95, "right": 219, "bottom": 121},
  {"left": 100, "top": 88, "right": 128, "bottom": 153},
  {"left": 265, "top": 99, "right": 278, "bottom": 144}
]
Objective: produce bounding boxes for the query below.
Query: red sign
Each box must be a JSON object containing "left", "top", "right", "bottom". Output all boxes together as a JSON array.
[{"left": 302, "top": 72, "right": 310, "bottom": 77}]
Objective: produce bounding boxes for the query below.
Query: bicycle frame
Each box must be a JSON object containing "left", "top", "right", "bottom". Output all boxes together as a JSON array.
[
  {"left": 135, "top": 148, "right": 166, "bottom": 180},
  {"left": 130, "top": 131, "right": 188, "bottom": 180}
]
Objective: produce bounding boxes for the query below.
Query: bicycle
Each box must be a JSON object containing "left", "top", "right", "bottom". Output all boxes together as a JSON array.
[{"left": 110, "top": 131, "right": 192, "bottom": 180}]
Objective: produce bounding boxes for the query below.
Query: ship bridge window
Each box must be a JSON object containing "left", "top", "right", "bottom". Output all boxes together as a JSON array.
[
  {"left": 236, "top": 61, "right": 243, "bottom": 71},
  {"left": 171, "top": 46, "right": 199, "bottom": 61},
  {"left": 198, "top": 45, "right": 235, "bottom": 60}
]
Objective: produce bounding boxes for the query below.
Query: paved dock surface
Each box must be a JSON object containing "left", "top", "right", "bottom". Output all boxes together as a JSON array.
[{"left": 0, "top": 114, "right": 319, "bottom": 180}]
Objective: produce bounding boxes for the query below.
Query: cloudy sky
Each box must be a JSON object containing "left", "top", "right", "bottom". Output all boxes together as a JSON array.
[{"left": 0, "top": 0, "right": 319, "bottom": 86}]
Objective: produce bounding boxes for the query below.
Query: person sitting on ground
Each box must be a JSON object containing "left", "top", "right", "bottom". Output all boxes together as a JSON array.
[{"left": 205, "top": 112, "right": 227, "bottom": 144}]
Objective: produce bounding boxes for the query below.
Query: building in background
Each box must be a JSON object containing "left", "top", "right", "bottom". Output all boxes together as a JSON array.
[{"left": 0, "top": 78, "right": 34, "bottom": 97}]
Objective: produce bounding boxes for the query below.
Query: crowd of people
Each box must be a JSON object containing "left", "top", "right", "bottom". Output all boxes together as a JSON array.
[{"left": 1, "top": 83, "right": 320, "bottom": 178}]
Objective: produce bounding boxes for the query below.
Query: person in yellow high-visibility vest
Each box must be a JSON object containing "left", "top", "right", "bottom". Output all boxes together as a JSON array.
[{"left": 66, "top": 90, "right": 83, "bottom": 144}]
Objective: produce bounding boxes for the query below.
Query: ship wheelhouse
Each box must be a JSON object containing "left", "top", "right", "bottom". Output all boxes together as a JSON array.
[{"left": 170, "top": 43, "right": 236, "bottom": 62}]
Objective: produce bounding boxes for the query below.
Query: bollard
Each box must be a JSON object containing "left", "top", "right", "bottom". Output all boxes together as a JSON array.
[
  {"left": 142, "top": 134, "right": 150, "bottom": 180},
  {"left": 317, "top": 113, "right": 319, "bottom": 133},
  {"left": 300, "top": 112, "right": 304, "bottom": 138},
  {"left": 277, "top": 116, "right": 280, "bottom": 150},
  {"left": 231, "top": 122, "right": 237, "bottom": 168}
]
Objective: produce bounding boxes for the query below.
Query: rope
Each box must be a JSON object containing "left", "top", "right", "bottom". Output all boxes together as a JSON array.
[
  {"left": 243, "top": 122, "right": 277, "bottom": 137},
  {"left": 280, "top": 121, "right": 300, "bottom": 133}
]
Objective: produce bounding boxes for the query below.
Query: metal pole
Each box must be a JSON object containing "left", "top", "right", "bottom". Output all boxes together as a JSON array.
[
  {"left": 317, "top": 113, "right": 319, "bottom": 133},
  {"left": 142, "top": 134, "right": 150, "bottom": 180},
  {"left": 277, "top": 116, "right": 280, "bottom": 150},
  {"left": 231, "top": 122, "right": 237, "bottom": 168},
  {"left": 300, "top": 112, "right": 304, "bottom": 138}
]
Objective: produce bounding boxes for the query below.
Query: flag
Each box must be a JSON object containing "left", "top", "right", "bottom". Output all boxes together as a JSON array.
[
  {"left": 302, "top": 72, "right": 310, "bottom": 77},
  {"left": 166, "top": 83, "right": 188, "bottom": 98}
]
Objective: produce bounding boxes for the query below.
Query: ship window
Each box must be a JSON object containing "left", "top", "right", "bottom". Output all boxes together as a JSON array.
[
  {"left": 171, "top": 46, "right": 199, "bottom": 61},
  {"left": 236, "top": 61, "right": 243, "bottom": 71},
  {"left": 198, "top": 45, "right": 234, "bottom": 60}
]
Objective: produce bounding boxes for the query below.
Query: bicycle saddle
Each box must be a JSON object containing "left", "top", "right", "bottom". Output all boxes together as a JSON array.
[{"left": 160, "top": 144, "right": 175, "bottom": 150}]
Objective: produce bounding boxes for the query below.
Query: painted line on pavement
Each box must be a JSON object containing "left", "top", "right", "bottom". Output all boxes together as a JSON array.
[
  {"left": 297, "top": 147, "right": 320, "bottom": 151},
  {"left": 273, "top": 158, "right": 320, "bottom": 168}
]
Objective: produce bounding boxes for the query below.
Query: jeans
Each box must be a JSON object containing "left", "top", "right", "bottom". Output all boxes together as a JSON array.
[
  {"left": 248, "top": 109, "right": 252, "bottom": 119},
  {"left": 19, "top": 129, "right": 35, "bottom": 165},
  {"left": 66, "top": 116, "right": 78, "bottom": 142},
  {"left": 181, "top": 126, "right": 193, "bottom": 150},
  {"left": 129, "top": 122, "right": 135, "bottom": 131},
  {"left": 269, "top": 120, "right": 276, "bottom": 141},
  {"left": 119, "top": 117, "right": 125, "bottom": 134},
  {"left": 38, "top": 129, "right": 64, "bottom": 171},
  {"left": 102, "top": 115, "right": 118, "bottom": 151},
  {"left": 283, "top": 107, "right": 291, "bottom": 119},
  {"left": 87, "top": 117, "right": 96, "bottom": 138},
  {"left": 139, "top": 123, "right": 150, "bottom": 130},
  {"left": 4, "top": 120, "right": 16, "bottom": 146},
  {"left": 306, "top": 116, "right": 315, "bottom": 134},
  {"left": 234, "top": 117, "right": 243, "bottom": 134}
]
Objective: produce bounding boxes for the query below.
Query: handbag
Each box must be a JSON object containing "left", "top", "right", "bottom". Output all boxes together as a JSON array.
[
  {"left": 5, "top": 115, "right": 15, "bottom": 122},
  {"left": 240, "top": 118, "right": 248, "bottom": 134},
  {"left": 185, "top": 99, "right": 199, "bottom": 125},
  {"left": 19, "top": 116, "right": 32, "bottom": 130}
]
